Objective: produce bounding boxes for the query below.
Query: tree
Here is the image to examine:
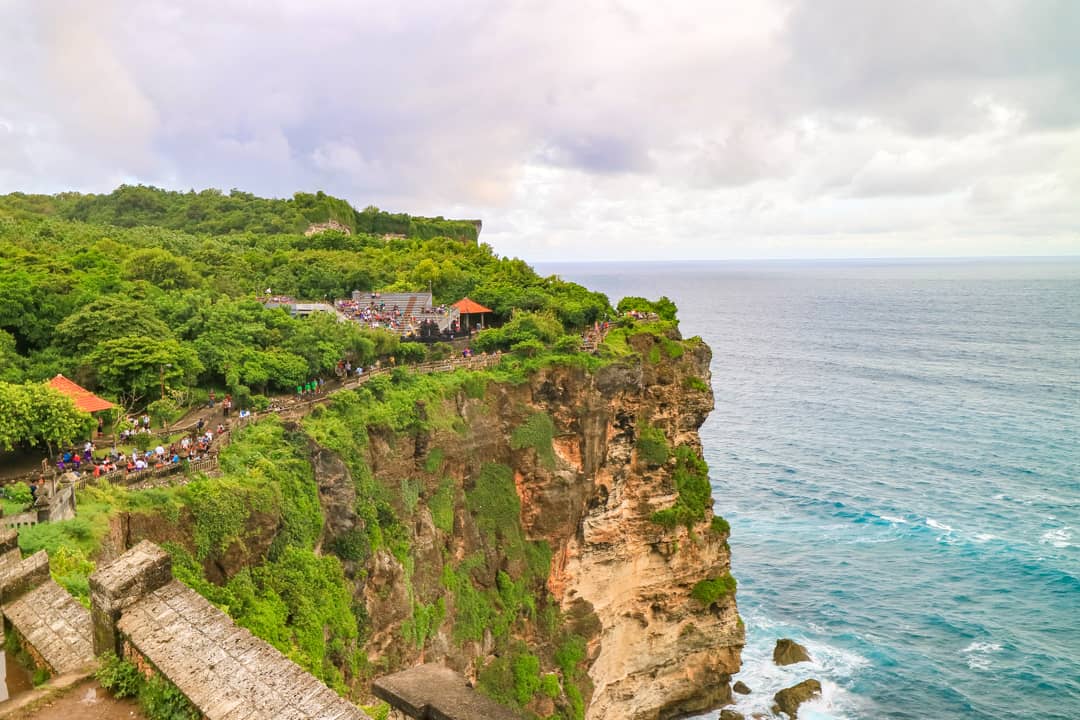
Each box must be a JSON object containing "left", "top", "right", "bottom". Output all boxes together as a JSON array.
[
  {"left": 0, "top": 381, "right": 92, "bottom": 455},
  {"left": 90, "top": 336, "right": 203, "bottom": 406},
  {"left": 0, "top": 330, "right": 23, "bottom": 382},
  {"left": 122, "top": 248, "right": 200, "bottom": 289}
]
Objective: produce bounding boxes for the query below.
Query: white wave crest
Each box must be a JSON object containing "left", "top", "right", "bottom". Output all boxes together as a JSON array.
[
  {"left": 1040, "top": 527, "right": 1073, "bottom": 548},
  {"left": 960, "top": 641, "right": 1002, "bottom": 671},
  {"left": 926, "top": 518, "right": 954, "bottom": 532}
]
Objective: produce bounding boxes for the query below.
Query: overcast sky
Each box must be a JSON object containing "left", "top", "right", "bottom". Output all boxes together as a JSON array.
[{"left": 1, "top": 1, "right": 1077, "bottom": 260}]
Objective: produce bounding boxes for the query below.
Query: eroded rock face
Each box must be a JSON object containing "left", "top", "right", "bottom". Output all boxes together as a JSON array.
[
  {"left": 772, "top": 679, "right": 822, "bottom": 719},
  {"left": 523, "top": 336, "right": 743, "bottom": 720},
  {"left": 315, "top": 328, "right": 743, "bottom": 719},
  {"left": 773, "top": 638, "right": 812, "bottom": 666}
]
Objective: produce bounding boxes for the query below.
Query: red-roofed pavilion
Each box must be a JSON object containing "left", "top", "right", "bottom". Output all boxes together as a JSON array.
[
  {"left": 452, "top": 297, "right": 493, "bottom": 333},
  {"left": 47, "top": 374, "right": 116, "bottom": 413}
]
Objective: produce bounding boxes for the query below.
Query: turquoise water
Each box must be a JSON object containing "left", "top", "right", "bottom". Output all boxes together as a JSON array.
[{"left": 538, "top": 259, "right": 1080, "bottom": 719}]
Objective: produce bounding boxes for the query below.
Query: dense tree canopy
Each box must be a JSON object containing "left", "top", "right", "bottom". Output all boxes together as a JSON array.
[{"left": 0, "top": 186, "right": 613, "bottom": 408}]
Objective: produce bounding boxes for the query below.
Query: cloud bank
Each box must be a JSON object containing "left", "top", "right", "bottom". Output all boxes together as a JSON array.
[{"left": 1, "top": 0, "right": 1077, "bottom": 259}]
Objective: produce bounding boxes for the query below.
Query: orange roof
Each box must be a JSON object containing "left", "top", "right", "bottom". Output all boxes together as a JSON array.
[
  {"left": 47, "top": 374, "right": 115, "bottom": 413},
  {"left": 452, "top": 297, "right": 493, "bottom": 314}
]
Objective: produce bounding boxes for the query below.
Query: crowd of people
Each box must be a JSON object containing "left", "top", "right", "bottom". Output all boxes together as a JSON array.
[
  {"left": 335, "top": 298, "right": 407, "bottom": 330},
  {"left": 46, "top": 424, "right": 226, "bottom": 482}
]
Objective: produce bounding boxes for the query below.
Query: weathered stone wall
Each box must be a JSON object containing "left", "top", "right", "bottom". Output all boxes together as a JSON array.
[
  {"left": 91, "top": 541, "right": 371, "bottom": 720},
  {"left": 89, "top": 540, "right": 173, "bottom": 657}
]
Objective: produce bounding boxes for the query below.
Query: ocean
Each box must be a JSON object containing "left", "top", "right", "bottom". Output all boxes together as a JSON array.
[{"left": 536, "top": 258, "right": 1080, "bottom": 720}]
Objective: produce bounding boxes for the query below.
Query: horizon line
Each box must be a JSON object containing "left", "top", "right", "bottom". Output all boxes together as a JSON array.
[{"left": 532, "top": 254, "right": 1080, "bottom": 264}]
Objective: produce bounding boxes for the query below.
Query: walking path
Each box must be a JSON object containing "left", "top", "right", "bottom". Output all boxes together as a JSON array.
[{"left": 2, "top": 354, "right": 504, "bottom": 489}]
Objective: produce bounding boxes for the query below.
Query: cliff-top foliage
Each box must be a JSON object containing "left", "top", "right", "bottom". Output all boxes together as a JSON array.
[{"left": 0, "top": 185, "right": 614, "bottom": 448}]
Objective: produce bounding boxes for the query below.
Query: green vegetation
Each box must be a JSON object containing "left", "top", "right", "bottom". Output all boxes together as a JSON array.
[
  {"left": 5, "top": 627, "right": 50, "bottom": 685},
  {"left": 650, "top": 445, "right": 714, "bottom": 530},
  {"left": 0, "top": 186, "right": 718, "bottom": 720},
  {"left": 616, "top": 295, "right": 678, "bottom": 321},
  {"left": 466, "top": 463, "right": 524, "bottom": 555},
  {"left": 477, "top": 642, "right": 543, "bottom": 706},
  {"left": 684, "top": 375, "right": 710, "bottom": 392},
  {"left": 0, "top": 185, "right": 613, "bottom": 428},
  {"left": 401, "top": 598, "right": 446, "bottom": 649},
  {"left": 690, "top": 573, "right": 737, "bottom": 607},
  {"left": 599, "top": 316, "right": 685, "bottom": 362},
  {"left": 636, "top": 422, "right": 670, "bottom": 467},
  {"left": 361, "top": 702, "right": 392, "bottom": 720},
  {"left": 97, "top": 652, "right": 199, "bottom": 720},
  {"left": 0, "top": 381, "right": 92, "bottom": 454},
  {"left": 710, "top": 515, "right": 731, "bottom": 535},
  {"left": 429, "top": 478, "right": 456, "bottom": 533},
  {"left": 511, "top": 411, "right": 557, "bottom": 469},
  {"left": 0, "top": 186, "right": 478, "bottom": 241},
  {"left": 554, "top": 634, "right": 589, "bottom": 720}
]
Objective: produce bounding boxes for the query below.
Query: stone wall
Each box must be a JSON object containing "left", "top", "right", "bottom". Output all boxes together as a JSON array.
[{"left": 90, "top": 541, "right": 371, "bottom": 720}]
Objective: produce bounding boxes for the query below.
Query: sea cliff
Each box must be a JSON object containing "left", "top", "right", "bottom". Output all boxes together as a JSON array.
[{"left": 96, "top": 325, "right": 742, "bottom": 719}]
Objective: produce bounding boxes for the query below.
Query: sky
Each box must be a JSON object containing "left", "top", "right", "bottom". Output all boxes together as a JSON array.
[{"left": 1, "top": 0, "right": 1078, "bottom": 261}]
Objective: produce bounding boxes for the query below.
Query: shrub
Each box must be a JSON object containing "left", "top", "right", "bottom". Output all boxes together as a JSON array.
[
  {"left": 5, "top": 483, "right": 32, "bottom": 505},
  {"left": 147, "top": 398, "right": 181, "bottom": 428},
  {"left": 510, "top": 338, "right": 544, "bottom": 357},
  {"left": 427, "top": 342, "right": 452, "bottom": 361},
  {"left": 511, "top": 652, "right": 541, "bottom": 704},
  {"left": 50, "top": 545, "right": 95, "bottom": 601},
  {"left": 636, "top": 422, "right": 669, "bottom": 467},
  {"left": 140, "top": 674, "right": 199, "bottom": 720},
  {"left": 684, "top": 376, "right": 709, "bottom": 392},
  {"left": 650, "top": 445, "right": 713, "bottom": 530},
  {"left": 423, "top": 448, "right": 445, "bottom": 473},
  {"left": 329, "top": 529, "right": 371, "bottom": 563},
  {"left": 396, "top": 342, "right": 426, "bottom": 363},
  {"left": 96, "top": 652, "right": 142, "bottom": 699},
  {"left": 690, "top": 573, "right": 737, "bottom": 606},
  {"left": 429, "top": 478, "right": 455, "bottom": 533},
  {"left": 554, "top": 335, "right": 582, "bottom": 353},
  {"left": 710, "top": 515, "right": 730, "bottom": 535},
  {"left": 616, "top": 295, "right": 678, "bottom": 321}
]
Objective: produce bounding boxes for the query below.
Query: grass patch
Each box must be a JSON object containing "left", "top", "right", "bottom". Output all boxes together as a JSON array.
[
  {"left": 401, "top": 598, "right": 446, "bottom": 649},
  {"left": 424, "top": 447, "right": 445, "bottom": 473},
  {"left": 511, "top": 412, "right": 556, "bottom": 469},
  {"left": 429, "top": 478, "right": 456, "bottom": 533}
]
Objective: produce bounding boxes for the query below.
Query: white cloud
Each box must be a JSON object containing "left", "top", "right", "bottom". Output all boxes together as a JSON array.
[{"left": 0, "top": 0, "right": 1077, "bottom": 259}]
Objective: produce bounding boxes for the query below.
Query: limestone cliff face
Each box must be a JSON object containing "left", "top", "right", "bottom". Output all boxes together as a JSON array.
[
  {"left": 339, "top": 329, "right": 743, "bottom": 720},
  {"left": 519, "top": 336, "right": 743, "bottom": 720}
]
